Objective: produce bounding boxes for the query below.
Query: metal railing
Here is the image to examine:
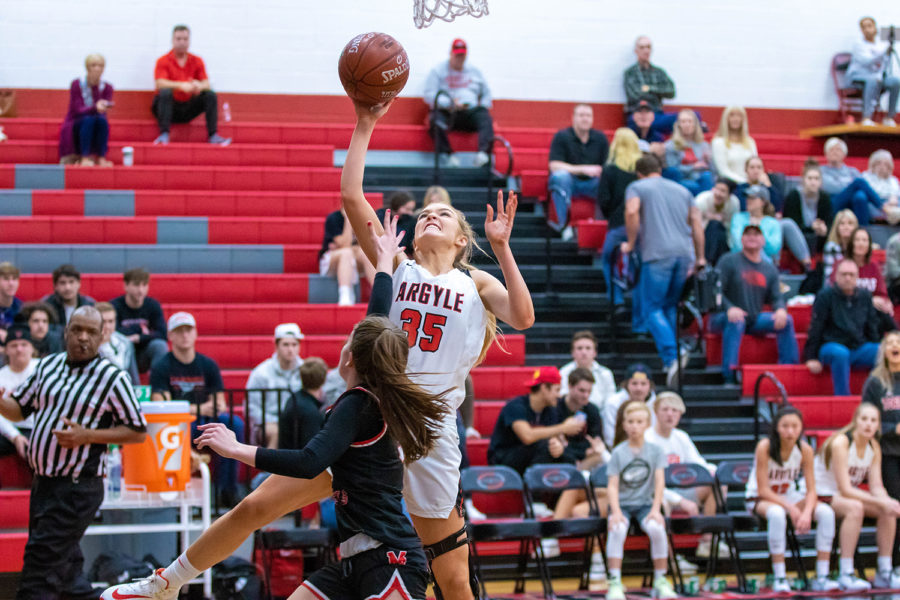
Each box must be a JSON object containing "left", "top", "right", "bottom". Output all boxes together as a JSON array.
[{"left": 752, "top": 371, "right": 788, "bottom": 444}]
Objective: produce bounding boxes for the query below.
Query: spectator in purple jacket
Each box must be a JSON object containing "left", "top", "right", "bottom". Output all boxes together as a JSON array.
[{"left": 59, "top": 54, "right": 114, "bottom": 166}]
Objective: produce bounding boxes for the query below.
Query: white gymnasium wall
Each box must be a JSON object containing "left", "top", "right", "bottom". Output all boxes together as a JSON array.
[{"left": 2, "top": 0, "right": 900, "bottom": 109}]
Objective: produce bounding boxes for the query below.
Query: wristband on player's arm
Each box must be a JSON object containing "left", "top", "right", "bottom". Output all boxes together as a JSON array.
[{"left": 366, "top": 272, "right": 393, "bottom": 316}]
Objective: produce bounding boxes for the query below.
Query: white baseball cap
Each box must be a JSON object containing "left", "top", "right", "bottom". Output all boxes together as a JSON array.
[
  {"left": 274, "top": 322, "right": 304, "bottom": 340},
  {"left": 167, "top": 311, "right": 196, "bottom": 332}
]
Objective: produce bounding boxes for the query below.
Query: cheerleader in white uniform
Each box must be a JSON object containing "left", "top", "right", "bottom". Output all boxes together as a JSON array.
[
  {"left": 815, "top": 402, "right": 900, "bottom": 590},
  {"left": 746, "top": 405, "right": 837, "bottom": 593}
]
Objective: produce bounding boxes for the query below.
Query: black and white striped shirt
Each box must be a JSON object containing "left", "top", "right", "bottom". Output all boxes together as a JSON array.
[{"left": 13, "top": 352, "right": 146, "bottom": 479}]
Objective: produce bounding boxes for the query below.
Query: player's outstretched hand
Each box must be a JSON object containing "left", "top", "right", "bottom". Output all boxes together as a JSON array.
[
  {"left": 367, "top": 209, "right": 406, "bottom": 272},
  {"left": 485, "top": 190, "right": 518, "bottom": 247},
  {"left": 195, "top": 422, "right": 240, "bottom": 459},
  {"left": 354, "top": 98, "right": 394, "bottom": 124}
]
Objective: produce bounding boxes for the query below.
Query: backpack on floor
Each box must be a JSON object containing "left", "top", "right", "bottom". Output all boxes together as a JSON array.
[
  {"left": 89, "top": 551, "right": 157, "bottom": 586},
  {"left": 212, "top": 556, "right": 263, "bottom": 600}
]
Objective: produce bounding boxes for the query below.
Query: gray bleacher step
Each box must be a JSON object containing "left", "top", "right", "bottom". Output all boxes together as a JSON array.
[
  {"left": 680, "top": 416, "right": 756, "bottom": 434},
  {"left": 363, "top": 167, "right": 507, "bottom": 189},
  {"left": 691, "top": 433, "right": 757, "bottom": 454},
  {"left": 0, "top": 244, "right": 286, "bottom": 273}
]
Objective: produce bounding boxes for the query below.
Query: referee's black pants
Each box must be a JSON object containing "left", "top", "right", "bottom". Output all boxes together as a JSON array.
[{"left": 16, "top": 475, "right": 104, "bottom": 600}]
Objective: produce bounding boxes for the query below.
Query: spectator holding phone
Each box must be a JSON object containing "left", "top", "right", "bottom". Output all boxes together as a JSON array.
[{"left": 59, "top": 54, "right": 113, "bottom": 166}]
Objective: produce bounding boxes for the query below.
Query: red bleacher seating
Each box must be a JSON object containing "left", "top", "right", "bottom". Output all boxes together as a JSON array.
[
  {"left": 0, "top": 456, "right": 31, "bottom": 490},
  {"left": 18, "top": 274, "right": 313, "bottom": 303},
  {"left": 200, "top": 334, "right": 525, "bottom": 369},
  {"left": 741, "top": 364, "right": 868, "bottom": 397},
  {"left": 706, "top": 333, "right": 808, "bottom": 365}
]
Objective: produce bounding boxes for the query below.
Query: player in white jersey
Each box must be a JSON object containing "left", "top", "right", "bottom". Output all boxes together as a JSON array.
[
  {"left": 746, "top": 405, "right": 838, "bottom": 593},
  {"left": 815, "top": 403, "right": 900, "bottom": 590},
  {"left": 101, "top": 99, "right": 533, "bottom": 600},
  {"left": 340, "top": 99, "right": 533, "bottom": 600}
]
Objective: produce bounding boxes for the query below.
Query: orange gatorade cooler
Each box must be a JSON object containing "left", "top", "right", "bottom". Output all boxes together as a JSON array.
[{"left": 122, "top": 401, "right": 195, "bottom": 492}]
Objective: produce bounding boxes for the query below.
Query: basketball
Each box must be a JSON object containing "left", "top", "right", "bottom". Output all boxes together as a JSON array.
[{"left": 338, "top": 32, "right": 410, "bottom": 106}]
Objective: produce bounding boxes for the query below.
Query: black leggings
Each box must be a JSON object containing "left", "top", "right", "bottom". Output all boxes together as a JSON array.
[{"left": 882, "top": 453, "right": 900, "bottom": 562}]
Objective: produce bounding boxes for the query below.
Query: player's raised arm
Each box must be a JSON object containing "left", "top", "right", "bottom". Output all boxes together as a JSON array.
[{"left": 341, "top": 100, "right": 396, "bottom": 270}]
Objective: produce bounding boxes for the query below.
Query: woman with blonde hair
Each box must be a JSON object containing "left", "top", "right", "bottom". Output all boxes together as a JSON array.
[
  {"left": 599, "top": 128, "right": 642, "bottom": 324},
  {"left": 423, "top": 185, "right": 452, "bottom": 206},
  {"left": 823, "top": 209, "right": 859, "bottom": 281},
  {"left": 710, "top": 106, "right": 758, "bottom": 184},
  {"left": 59, "top": 53, "right": 114, "bottom": 166},
  {"left": 664, "top": 109, "right": 713, "bottom": 195}
]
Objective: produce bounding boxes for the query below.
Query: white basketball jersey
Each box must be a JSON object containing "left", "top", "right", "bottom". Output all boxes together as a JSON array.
[
  {"left": 389, "top": 260, "right": 488, "bottom": 411},
  {"left": 390, "top": 260, "right": 490, "bottom": 519},
  {"left": 745, "top": 444, "right": 805, "bottom": 499},
  {"left": 814, "top": 436, "right": 873, "bottom": 497}
]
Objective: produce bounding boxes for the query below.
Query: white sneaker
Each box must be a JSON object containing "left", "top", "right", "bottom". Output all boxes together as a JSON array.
[
  {"left": 464, "top": 498, "right": 487, "bottom": 521},
  {"left": 337, "top": 287, "right": 355, "bottom": 306},
  {"left": 540, "top": 537, "right": 560, "bottom": 558},
  {"left": 0, "top": 126, "right": 6, "bottom": 143},
  {"left": 675, "top": 554, "right": 698, "bottom": 574},
  {"left": 837, "top": 572, "right": 871, "bottom": 591},
  {"left": 441, "top": 153, "right": 460, "bottom": 168},
  {"left": 874, "top": 568, "right": 900, "bottom": 589},
  {"left": 474, "top": 151, "right": 491, "bottom": 167},
  {"left": 531, "top": 501, "right": 553, "bottom": 518},
  {"left": 810, "top": 575, "right": 840, "bottom": 591},
  {"left": 771, "top": 577, "right": 791, "bottom": 593},
  {"left": 605, "top": 577, "right": 626, "bottom": 600},
  {"left": 561, "top": 225, "right": 575, "bottom": 242},
  {"left": 697, "top": 539, "right": 731, "bottom": 559},
  {"left": 862, "top": 118, "right": 877, "bottom": 126},
  {"left": 883, "top": 117, "right": 898, "bottom": 127},
  {"left": 101, "top": 569, "right": 179, "bottom": 600},
  {"left": 589, "top": 555, "right": 606, "bottom": 581}
]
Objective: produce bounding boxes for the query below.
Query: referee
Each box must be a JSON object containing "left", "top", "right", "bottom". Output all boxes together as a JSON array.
[{"left": 0, "top": 306, "right": 146, "bottom": 600}]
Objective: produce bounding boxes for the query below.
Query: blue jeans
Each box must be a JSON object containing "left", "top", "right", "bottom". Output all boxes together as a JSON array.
[
  {"left": 601, "top": 226, "right": 644, "bottom": 332},
  {"left": 76, "top": 115, "right": 109, "bottom": 157},
  {"left": 193, "top": 413, "right": 246, "bottom": 494},
  {"left": 709, "top": 312, "right": 799, "bottom": 378},
  {"left": 640, "top": 256, "right": 691, "bottom": 365},
  {"left": 548, "top": 170, "right": 600, "bottom": 229},
  {"left": 662, "top": 166, "right": 714, "bottom": 196},
  {"left": 831, "top": 177, "right": 884, "bottom": 225},
  {"left": 854, "top": 74, "right": 900, "bottom": 119},
  {"left": 819, "top": 341, "right": 880, "bottom": 395}
]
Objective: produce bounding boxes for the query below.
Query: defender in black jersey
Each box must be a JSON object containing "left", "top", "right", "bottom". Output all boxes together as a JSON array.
[{"left": 194, "top": 255, "right": 447, "bottom": 600}]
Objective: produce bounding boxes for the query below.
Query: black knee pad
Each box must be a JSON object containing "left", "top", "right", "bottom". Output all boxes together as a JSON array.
[{"left": 424, "top": 525, "right": 480, "bottom": 600}]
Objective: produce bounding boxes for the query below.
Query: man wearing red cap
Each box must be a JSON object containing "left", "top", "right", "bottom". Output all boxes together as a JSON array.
[
  {"left": 423, "top": 38, "right": 495, "bottom": 168},
  {"left": 486, "top": 366, "right": 585, "bottom": 474}
]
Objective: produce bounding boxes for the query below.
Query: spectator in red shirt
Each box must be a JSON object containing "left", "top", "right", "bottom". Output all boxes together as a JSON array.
[
  {"left": 152, "top": 25, "right": 230, "bottom": 146},
  {"left": 830, "top": 227, "right": 894, "bottom": 314}
]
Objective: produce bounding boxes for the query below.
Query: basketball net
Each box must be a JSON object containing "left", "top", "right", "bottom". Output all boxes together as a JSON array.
[{"left": 413, "top": 0, "right": 489, "bottom": 29}]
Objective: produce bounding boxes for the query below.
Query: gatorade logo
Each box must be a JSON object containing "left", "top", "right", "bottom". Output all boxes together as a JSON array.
[{"left": 150, "top": 422, "right": 185, "bottom": 471}]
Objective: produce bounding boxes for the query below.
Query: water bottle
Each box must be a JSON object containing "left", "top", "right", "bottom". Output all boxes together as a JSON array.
[
  {"left": 107, "top": 445, "right": 122, "bottom": 500},
  {"left": 223, "top": 101, "right": 232, "bottom": 123}
]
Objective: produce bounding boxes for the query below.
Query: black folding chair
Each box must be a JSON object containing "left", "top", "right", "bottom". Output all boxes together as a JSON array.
[
  {"left": 664, "top": 462, "right": 745, "bottom": 592},
  {"left": 523, "top": 463, "right": 607, "bottom": 590},
  {"left": 254, "top": 527, "right": 337, "bottom": 600},
  {"left": 716, "top": 459, "right": 808, "bottom": 589},
  {"left": 461, "top": 465, "right": 554, "bottom": 599}
]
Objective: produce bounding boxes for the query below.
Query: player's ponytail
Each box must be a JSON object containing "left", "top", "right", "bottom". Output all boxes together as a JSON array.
[{"left": 350, "top": 315, "right": 449, "bottom": 463}]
